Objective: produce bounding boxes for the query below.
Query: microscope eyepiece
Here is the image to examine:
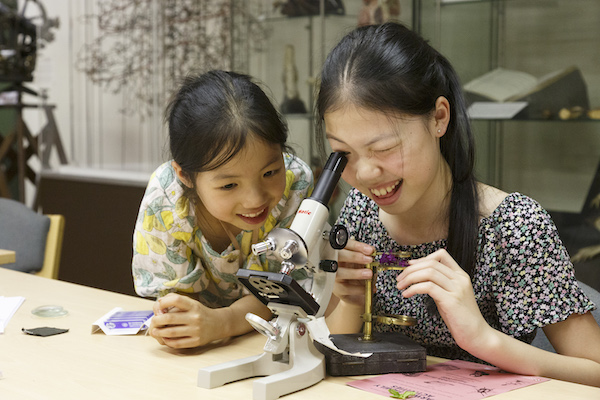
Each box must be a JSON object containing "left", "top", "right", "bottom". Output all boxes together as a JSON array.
[{"left": 308, "top": 152, "right": 348, "bottom": 207}]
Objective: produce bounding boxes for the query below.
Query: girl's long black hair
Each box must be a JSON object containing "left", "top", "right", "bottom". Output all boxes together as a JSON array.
[{"left": 316, "top": 23, "right": 479, "bottom": 276}]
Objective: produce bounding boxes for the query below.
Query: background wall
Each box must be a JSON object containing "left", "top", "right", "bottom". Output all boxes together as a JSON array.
[{"left": 7, "top": 0, "right": 599, "bottom": 291}]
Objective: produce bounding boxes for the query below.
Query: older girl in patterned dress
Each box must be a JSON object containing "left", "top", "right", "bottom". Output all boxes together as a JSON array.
[
  {"left": 318, "top": 23, "right": 600, "bottom": 386},
  {"left": 132, "top": 71, "right": 313, "bottom": 349}
]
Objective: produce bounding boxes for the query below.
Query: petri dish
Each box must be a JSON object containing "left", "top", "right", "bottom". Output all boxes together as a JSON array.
[{"left": 31, "top": 305, "right": 69, "bottom": 318}]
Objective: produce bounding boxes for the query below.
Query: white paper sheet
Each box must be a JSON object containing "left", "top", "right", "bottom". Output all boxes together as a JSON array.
[
  {"left": 306, "top": 317, "right": 372, "bottom": 358},
  {"left": 0, "top": 296, "right": 25, "bottom": 334},
  {"left": 468, "top": 101, "right": 528, "bottom": 120}
]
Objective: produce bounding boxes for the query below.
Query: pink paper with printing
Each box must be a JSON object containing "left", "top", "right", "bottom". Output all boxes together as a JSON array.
[{"left": 347, "top": 359, "right": 549, "bottom": 400}]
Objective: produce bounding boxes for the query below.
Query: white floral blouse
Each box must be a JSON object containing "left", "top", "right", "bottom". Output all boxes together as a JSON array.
[{"left": 132, "top": 153, "right": 313, "bottom": 308}]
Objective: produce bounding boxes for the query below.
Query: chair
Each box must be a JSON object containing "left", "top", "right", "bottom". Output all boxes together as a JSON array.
[
  {"left": 0, "top": 198, "right": 65, "bottom": 279},
  {"left": 531, "top": 281, "right": 600, "bottom": 352}
]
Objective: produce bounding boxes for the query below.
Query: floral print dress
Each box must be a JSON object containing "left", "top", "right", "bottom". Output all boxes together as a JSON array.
[
  {"left": 132, "top": 153, "right": 313, "bottom": 308},
  {"left": 337, "top": 188, "right": 595, "bottom": 362}
]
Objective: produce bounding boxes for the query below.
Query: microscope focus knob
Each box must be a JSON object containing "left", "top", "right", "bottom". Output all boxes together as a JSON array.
[
  {"left": 252, "top": 237, "right": 276, "bottom": 256},
  {"left": 328, "top": 224, "right": 348, "bottom": 250},
  {"left": 319, "top": 260, "right": 338, "bottom": 273},
  {"left": 280, "top": 240, "right": 299, "bottom": 259}
]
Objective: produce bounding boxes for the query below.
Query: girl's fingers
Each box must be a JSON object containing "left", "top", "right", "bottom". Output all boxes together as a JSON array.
[
  {"left": 338, "top": 248, "right": 373, "bottom": 265},
  {"left": 336, "top": 263, "right": 373, "bottom": 280},
  {"left": 408, "top": 248, "right": 461, "bottom": 271},
  {"left": 338, "top": 238, "right": 375, "bottom": 264},
  {"left": 399, "top": 280, "right": 445, "bottom": 300},
  {"left": 397, "top": 266, "right": 454, "bottom": 292},
  {"left": 344, "top": 237, "right": 375, "bottom": 254},
  {"left": 399, "top": 249, "right": 465, "bottom": 284},
  {"left": 398, "top": 259, "right": 460, "bottom": 287},
  {"left": 396, "top": 249, "right": 472, "bottom": 301},
  {"left": 156, "top": 293, "right": 191, "bottom": 310}
]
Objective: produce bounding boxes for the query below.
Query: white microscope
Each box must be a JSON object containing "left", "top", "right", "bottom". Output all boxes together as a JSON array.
[{"left": 198, "top": 152, "right": 348, "bottom": 400}]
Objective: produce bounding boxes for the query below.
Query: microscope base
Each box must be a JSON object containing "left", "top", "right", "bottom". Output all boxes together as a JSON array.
[
  {"left": 314, "top": 332, "right": 426, "bottom": 376},
  {"left": 198, "top": 320, "right": 326, "bottom": 400}
]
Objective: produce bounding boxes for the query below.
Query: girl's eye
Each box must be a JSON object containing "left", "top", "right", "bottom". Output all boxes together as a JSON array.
[
  {"left": 264, "top": 168, "right": 280, "bottom": 178},
  {"left": 374, "top": 144, "right": 398, "bottom": 154},
  {"left": 221, "top": 183, "right": 237, "bottom": 190}
]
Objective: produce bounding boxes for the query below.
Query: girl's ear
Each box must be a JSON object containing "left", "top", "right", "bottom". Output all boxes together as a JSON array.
[
  {"left": 433, "top": 96, "right": 450, "bottom": 137},
  {"left": 171, "top": 161, "right": 193, "bottom": 188}
]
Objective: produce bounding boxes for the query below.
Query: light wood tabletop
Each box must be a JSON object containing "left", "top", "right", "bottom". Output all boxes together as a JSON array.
[
  {"left": 0, "top": 249, "right": 15, "bottom": 264},
  {"left": 1, "top": 268, "right": 598, "bottom": 400}
]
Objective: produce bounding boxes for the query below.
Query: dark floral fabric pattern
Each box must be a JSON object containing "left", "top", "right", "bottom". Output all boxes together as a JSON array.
[{"left": 337, "top": 189, "right": 595, "bottom": 362}]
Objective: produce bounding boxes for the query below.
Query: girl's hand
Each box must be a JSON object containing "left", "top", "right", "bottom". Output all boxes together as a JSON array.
[
  {"left": 333, "top": 238, "right": 375, "bottom": 307},
  {"left": 396, "top": 249, "right": 491, "bottom": 351},
  {"left": 150, "top": 293, "right": 220, "bottom": 349}
]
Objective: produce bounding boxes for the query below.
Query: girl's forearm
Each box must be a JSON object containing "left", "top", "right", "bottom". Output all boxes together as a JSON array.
[
  {"left": 325, "top": 297, "right": 364, "bottom": 334},
  {"left": 467, "top": 325, "right": 600, "bottom": 387},
  {"left": 216, "top": 295, "right": 273, "bottom": 339}
]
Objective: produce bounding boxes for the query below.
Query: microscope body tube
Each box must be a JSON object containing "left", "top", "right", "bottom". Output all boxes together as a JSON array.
[
  {"left": 287, "top": 198, "right": 329, "bottom": 258},
  {"left": 286, "top": 151, "right": 347, "bottom": 260}
]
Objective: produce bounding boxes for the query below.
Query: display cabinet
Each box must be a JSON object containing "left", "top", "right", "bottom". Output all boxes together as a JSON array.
[
  {"left": 232, "top": 1, "right": 415, "bottom": 167},
  {"left": 415, "top": 0, "right": 600, "bottom": 210},
  {"left": 415, "top": 0, "right": 600, "bottom": 288}
]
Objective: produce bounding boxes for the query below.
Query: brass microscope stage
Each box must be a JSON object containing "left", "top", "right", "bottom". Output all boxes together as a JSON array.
[{"left": 316, "top": 251, "right": 427, "bottom": 376}]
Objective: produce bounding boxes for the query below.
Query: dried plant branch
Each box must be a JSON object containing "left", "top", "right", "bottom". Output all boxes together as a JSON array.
[{"left": 76, "top": 0, "right": 267, "bottom": 117}]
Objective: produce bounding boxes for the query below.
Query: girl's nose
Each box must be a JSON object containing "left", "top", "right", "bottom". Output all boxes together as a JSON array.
[
  {"left": 243, "top": 185, "right": 267, "bottom": 208},
  {"left": 356, "top": 157, "right": 382, "bottom": 183}
]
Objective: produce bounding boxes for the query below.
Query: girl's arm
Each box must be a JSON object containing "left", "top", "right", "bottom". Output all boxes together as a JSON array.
[
  {"left": 397, "top": 249, "right": 600, "bottom": 387},
  {"left": 471, "top": 311, "right": 600, "bottom": 386},
  {"left": 150, "top": 292, "right": 272, "bottom": 348}
]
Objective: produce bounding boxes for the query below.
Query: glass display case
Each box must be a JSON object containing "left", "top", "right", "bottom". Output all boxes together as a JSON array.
[
  {"left": 232, "top": 0, "right": 415, "bottom": 167},
  {"left": 415, "top": 0, "right": 600, "bottom": 287},
  {"left": 415, "top": 0, "right": 600, "bottom": 211}
]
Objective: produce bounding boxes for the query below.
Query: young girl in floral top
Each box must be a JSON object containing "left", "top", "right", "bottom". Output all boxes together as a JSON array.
[
  {"left": 132, "top": 70, "right": 313, "bottom": 349},
  {"left": 318, "top": 23, "right": 600, "bottom": 386}
]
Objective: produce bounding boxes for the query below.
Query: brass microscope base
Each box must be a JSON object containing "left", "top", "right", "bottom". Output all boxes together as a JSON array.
[{"left": 314, "top": 332, "right": 426, "bottom": 376}]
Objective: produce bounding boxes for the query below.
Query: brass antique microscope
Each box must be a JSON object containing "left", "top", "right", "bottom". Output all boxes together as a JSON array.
[{"left": 314, "top": 250, "right": 427, "bottom": 376}]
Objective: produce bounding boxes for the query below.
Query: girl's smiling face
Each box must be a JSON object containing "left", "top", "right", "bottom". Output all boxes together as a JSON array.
[
  {"left": 177, "top": 135, "right": 286, "bottom": 231},
  {"left": 324, "top": 100, "right": 449, "bottom": 217}
]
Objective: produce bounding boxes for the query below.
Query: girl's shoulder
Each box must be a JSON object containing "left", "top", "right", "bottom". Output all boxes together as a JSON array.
[
  {"left": 478, "top": 185, "right": 553, "bottom": 232},
  {"left": 477, "top": 183, "right": 509, "bottom": 219},
  {"left": 142, "top": 161, "right": 188, "bottom": 203},
  {"left": 283, "top": 153, "right": 313, "bottom": 181}
]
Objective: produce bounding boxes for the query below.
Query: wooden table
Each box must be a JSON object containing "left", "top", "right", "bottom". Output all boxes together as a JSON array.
[
  {"left": 0, "top": 249, "right": 16, "bottom": 264},
  {"left": 1, "top": 268, "right": 599, "bottom": 399}
]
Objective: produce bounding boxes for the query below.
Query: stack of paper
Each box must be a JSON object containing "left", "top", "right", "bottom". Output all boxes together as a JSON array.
[{"left": 0, "top": 296, "right": 25, "bottom": 334}]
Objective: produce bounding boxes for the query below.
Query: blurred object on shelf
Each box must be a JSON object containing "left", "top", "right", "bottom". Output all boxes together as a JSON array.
[
  {"left": 0, "top": 90, "right": 17, "bottom": 104},
  {"left": 280, "top": 44, "right": 307, "bottom": 114},
  {"left": 588, "top": 108, "right": 600, "bottom": 120},
  {"left": 0, "top": 0, "right": 59, "bottom": 82},
  {"left": 358, "top": 0, "right": 401, "bottom": 27},
  {"left": 559, "top": 106, "right": 584, "bottom": 120},
  {"left": 273, "top": 0, "right": 345, "bottom": 17},
  {"left": 464, "top": 66, "right": 590, "bottom": 120}
]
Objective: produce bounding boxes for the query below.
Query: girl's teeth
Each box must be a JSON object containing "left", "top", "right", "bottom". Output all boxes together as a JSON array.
[
  {"left": 371, "top": 180, "right": 400, "bottom": 197},
  {"left": 242, "top": 209, "right": 264, "bottom": 218}
]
